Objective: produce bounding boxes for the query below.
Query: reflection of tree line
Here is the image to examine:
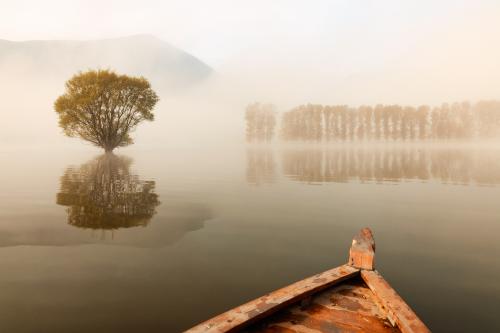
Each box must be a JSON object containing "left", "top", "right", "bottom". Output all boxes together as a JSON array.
[
  {"left": 246, "top": 148, "right": 500, "bottom": 185},
  {"left": 246, "top": 149, "right": 276, "bottom": 185},
  {"left": 245, "top": 100, "right": 500, "bottom": 142},
  {"left": 283, "top": 148, "right": 500, "bottom": 184},
  {"left": 56, "top": 154, "right": 160, "bottom": 230}
]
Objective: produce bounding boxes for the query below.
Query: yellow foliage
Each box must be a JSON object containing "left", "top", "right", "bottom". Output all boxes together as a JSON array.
[{"left": 54, "top": 69, "right": 159, "bottom": 152}]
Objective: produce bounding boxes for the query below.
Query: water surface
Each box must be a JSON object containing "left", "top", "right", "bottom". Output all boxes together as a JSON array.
[{"left": 0, "top": 144, "right": 499, "bottom": 332}]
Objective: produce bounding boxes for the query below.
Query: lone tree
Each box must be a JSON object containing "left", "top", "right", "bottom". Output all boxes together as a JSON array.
[{"left": 55, "top": 69, "right": 159, "bottom": 152}]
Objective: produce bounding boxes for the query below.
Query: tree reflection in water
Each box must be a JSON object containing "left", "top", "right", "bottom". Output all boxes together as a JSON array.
[
  {"left": 246, "top": 149, "right": 276, "bottom": 185},
  {"left": 253, "top": 147, "right": 500, "bottom": 185},
  {"left": 56, "top": 154, "right": 160, "bottom": 230}
]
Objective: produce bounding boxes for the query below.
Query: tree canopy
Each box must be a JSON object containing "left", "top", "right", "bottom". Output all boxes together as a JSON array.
[
  {"left": 277, "top": 100, "right": 500, "bottom": 142},
  {"left": 54, "top": 69, "right": 159, "bottom": 152},
  {"left": 245, "top": 103, "right": 276, "bottom": 142}
]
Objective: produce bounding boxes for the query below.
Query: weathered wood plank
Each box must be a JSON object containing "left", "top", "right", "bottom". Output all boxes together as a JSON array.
[
  {"left": 252, "top": 326, "right": 295, "bottom": 333},
  {"left": 248, "top": 303, "right": 399, "bottom": 333},
  {"left": 361, "top": 270, "right": 430, "bottom": 333},
  {"left": 348, "top": 227, "right": 375, "bottom": 270},
  {"left": 185, "top": 265, "right": 359, "bottom": 333},
  {"left": 246, "top": 277, "right": 400, "bottom": 333},
  {"left": 187, "top": 228, "right": 429, "bottom": 333},
  {"left": 314, "top": 280, "right": 389, "bottom": 318}
]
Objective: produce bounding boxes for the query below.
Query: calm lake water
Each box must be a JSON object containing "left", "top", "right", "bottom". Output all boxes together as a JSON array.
[{"left": 0, "top": 144, "right": 499, "bottom": 332}]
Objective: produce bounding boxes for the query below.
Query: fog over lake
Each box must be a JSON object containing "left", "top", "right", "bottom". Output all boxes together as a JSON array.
[
  {"left": 2, "top": 2, "right": 500, "bottom": 332},
  {"left": 0, "top": 143, "right": 499, "bottom": 332}
]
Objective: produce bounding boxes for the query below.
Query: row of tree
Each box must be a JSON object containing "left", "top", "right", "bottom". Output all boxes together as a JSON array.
[
  {"left": 245, "top": 103, "right": 277, "bottom": 142},
  {"left": 246, "top": 101, "right": 500, "bottom": 142}
]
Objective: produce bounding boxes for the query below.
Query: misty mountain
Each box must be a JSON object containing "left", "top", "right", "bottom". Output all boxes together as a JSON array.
[{"left": 0, "top": 34, "right": 212, "bottom": 90}]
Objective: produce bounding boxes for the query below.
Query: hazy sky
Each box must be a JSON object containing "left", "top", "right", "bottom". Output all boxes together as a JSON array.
[
  {"left": 1, "top": 1, "right": 500, "bottom": 145},
  {"left": 1, "top": 0, "right": 500, "bottom": 109},
  {"left": 1, "top": 0, "right": 499, "bottom": 68}
]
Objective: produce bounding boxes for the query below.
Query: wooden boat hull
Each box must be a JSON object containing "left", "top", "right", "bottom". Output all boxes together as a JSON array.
[{"left": 186, "top": 228, "right": 430, "bottom": 333}]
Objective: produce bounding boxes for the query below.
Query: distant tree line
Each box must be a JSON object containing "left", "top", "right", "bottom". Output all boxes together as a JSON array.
[
  {"left": 245, "top": 100, "right": 500, "bottom": 142},
  {"left": 245, "top": 103, "right": 277, "bottom": 142}
]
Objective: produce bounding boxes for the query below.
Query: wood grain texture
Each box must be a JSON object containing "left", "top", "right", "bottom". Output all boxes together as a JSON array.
[
  {"left": 244, "top": 277, "right": 400, "bottom": 333},
  {"left": 185, "top": 265, "right": 359, "bottom": 333},
  {"left": 185, "top": 229, "right": 430, "bottom": 333},
  {"left": 348, "top": 227, "right": 376, "bottom": 270},
  {"left": 361, "top": 270, "right": 430, "bottom": 333}
]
